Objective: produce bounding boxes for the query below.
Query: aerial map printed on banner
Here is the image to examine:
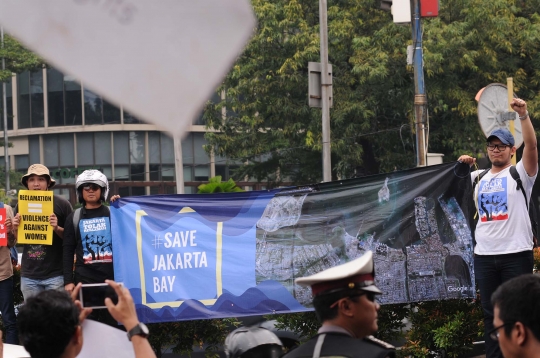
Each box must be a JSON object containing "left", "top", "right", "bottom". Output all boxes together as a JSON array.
[{"left": 112, "top": 162, "right": 476, "bottom": 323}]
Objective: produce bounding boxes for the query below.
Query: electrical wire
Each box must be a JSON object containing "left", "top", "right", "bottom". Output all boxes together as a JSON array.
[{"left": 71, "top": 125, "right": 414, "bottom": 181}]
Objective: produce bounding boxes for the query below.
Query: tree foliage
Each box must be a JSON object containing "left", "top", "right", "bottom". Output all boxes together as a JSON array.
[
  {"left": 204, "top": 0, "right": 540, "bottom": 186},
  {"left": 0, "top": 168, "right": 24, "bottom": 192},
  {"left": 197, "top": 176, "right": 244, "bottom": 193},
  {"left": 147, "top": 318, "right": 239, "bottom": 358},
  {"left": 399, "top": 299, "right": 484, "bottom": 358},
  {"left": 0, "top": 34, "right": 44, "bottom": 82}
]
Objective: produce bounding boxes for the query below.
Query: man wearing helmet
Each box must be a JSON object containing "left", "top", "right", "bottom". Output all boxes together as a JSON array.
[
  {"left": 63, "top": 169, "right": 119, "bottom": 325},
  {"left": 12, "top": 164, "right": 74, "bottom": 301},
  {"left": 224, "top": 324, "right": 284, "bottom": 358}
]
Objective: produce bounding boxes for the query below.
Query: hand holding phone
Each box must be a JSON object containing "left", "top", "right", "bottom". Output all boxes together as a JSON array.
[
  {"left": 79, "top": 283, "right": 120, "bottom": 309},
  {"left": 104, "top": 280, "right": 140, "bottom": 332}
]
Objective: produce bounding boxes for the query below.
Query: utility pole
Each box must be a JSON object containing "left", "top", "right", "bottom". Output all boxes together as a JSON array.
[
  {"left": 319, "top": 0, "right": 332, "bottom": 182},
  {"left": 1, "top": 27, "right": 8, "bottom": 191},
  {"left": 173, "top": 136, "right": 184, "bottom": 194},
  {"left": 411, "top": 0, "right": 427, "bottom": 167}
]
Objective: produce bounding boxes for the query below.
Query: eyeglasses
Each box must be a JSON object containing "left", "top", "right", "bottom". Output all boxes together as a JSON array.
[
  {"left": 488, "top": 322, "right": 515, "bottom": 341},
  {"left": 487, "top": 143, "right": 509, "bottom": 151},
  {"left": 83, "top": 184, "right": 101, "bottom": 191}
]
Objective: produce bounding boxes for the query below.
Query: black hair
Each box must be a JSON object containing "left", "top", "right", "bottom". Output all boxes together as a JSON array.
[
  {"left": 491, "top": 273, "right": 540, "bottom": 340},
  {"left": 23, "top": 174, "right": 52, "bottom": 189},
  {"left": 312, "top": 289, "right": 363, "bottom": 323},
  {"left": 18, "top": 290, "right": 80, "bottom": 358}
]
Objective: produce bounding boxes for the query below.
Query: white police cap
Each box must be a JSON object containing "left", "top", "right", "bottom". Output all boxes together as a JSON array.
[{"left": 295, "top": 251, "right": 381, "bottom": 296}]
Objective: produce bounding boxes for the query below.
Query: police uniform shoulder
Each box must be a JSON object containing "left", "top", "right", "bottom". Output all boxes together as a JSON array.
[{"left": 364, "top": 335, "right": 395, "bottom": 350}]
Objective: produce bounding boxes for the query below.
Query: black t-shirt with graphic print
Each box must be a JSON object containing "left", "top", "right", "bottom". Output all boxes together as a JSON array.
[
  {"left": 63, "top": 205, "right": 114, "bottom": 285},
  {"left": 20, "top": 195, "right": 73, "bottom": 279}
]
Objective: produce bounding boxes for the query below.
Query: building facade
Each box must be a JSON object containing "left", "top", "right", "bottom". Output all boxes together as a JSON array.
[{"left": 0, "top": 67, "right": 263, "bottom": 204}]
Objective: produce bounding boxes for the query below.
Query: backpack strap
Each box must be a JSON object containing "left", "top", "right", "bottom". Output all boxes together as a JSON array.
[
  {"left": 509, "top": 165, "right": 538, "bottom": 247},
  {"left": 473, "top": 168, "right": 490, "bottom": 219},
  {"left": 73, "top": 207, "right": 82, "bottom": 243},
  {"left": 72, "top": 207, "right": 82, "bottom": 230},
  {"left": 509, "top": 166, "right": 528, "bottom": 209},
  {"left": 472, "top": 168, "right": 490, "bottom": 191}
]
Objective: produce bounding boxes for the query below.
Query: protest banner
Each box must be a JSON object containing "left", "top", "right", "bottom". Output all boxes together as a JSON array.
[
  {"left": 0, "top": 208, "right": 7, "bottom": 247},
  {"left": 112, "top": 162, "right": 475, "bottom": 323},
  {"left": 17, "top": 190, "right": 54, "bottom": 245}
]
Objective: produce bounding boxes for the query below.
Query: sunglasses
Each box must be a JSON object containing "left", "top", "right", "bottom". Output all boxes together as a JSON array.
[
  {"left": 83, "top": 184, "right": 101, "bottom": 191},
  {"left": 330, "top": 291, "right": 378, "bottom": 308},
  {"left": 350, "top": 292, "right": 377, "bottom": 303}
]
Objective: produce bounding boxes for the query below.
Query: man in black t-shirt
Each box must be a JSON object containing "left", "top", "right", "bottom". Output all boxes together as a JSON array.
[{"left": 12, "top": 164, "right": 73, "bottom": 301}]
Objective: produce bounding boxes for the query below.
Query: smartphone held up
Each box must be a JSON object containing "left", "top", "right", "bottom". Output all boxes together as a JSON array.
[{"left": 79, "top": 283, "right": 120, "bottom": 309}]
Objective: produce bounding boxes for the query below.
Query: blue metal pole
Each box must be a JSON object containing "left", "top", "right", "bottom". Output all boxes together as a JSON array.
[{"left": 411, "top": 0, "right": 427, "bottom": 166}]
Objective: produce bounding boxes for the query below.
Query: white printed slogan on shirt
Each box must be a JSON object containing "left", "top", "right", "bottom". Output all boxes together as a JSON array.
[
  {"left": 79, "top": 217, "right": 112, "bottom": 264},
  {"left": 478, "top": 177, "right": 509, "bottom": 222}
]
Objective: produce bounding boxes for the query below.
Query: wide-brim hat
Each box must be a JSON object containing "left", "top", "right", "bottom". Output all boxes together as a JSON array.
[
  {"left": 295, "top": 251, "right": 382, "bottom": 295},
  {"left": 21, "top": 164, "right": 56, "bottom": 189}
]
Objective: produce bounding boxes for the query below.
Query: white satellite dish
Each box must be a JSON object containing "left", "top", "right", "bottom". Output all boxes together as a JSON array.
[{"left": 477, "top": 83, "right": 522, "bottom": 148}]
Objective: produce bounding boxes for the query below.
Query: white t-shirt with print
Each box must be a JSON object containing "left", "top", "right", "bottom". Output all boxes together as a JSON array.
[{"left": 471, "top": 161, "right": 537, "bottom": 255}]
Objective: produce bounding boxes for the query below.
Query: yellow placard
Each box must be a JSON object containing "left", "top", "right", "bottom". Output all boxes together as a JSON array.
[{"left": 17, "top": 190, "right": 54, "bottom": 245}]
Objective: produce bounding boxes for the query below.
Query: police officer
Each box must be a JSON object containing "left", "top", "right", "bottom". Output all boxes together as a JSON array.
[{"left": 283, "top": 251, "right": 395, "bottom": 358}]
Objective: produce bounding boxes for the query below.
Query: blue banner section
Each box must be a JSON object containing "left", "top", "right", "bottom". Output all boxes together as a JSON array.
[
  {"left": 111, "top": 190, "right": 309, "bottom": 323},
  {"left": 112, "top": 163, "right": 476, "bottom": 323}
]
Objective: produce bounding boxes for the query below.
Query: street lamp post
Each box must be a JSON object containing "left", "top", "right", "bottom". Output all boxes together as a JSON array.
[
  {"left": 1, "top": 27, "right": 9, "bottom": 191},
  {"left": 319, "top": 0, "right": 332, "bottom": 182},
  {"left": 411, "top": 0, "right": 427, "bottom": 167}
]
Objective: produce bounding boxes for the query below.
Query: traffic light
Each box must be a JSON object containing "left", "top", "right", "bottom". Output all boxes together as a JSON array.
[{"left": 380, "top": 0, "right": 392, "bottom": 11}]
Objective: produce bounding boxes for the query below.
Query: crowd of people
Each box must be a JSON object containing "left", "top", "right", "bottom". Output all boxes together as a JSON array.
[
  {"left": 0, "top": 163, "right": 155, "bottom": 357},
  {"left": 0, "top": 98, "right": 537, "bottom": 357}
]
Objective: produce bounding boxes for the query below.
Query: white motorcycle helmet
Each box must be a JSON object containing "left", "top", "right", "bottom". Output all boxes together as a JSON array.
[
  {"left": 224, "top": 325, "right": 283, "bottom": 358},
  {"left": 75, "top": 169, "right": 109, "bottom": 204}
]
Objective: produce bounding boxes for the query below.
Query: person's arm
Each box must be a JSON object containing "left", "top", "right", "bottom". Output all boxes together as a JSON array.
[
  {"left": 12, "top": 212, "right": 20, "bottom": 236},
  {"left": 104, "top": 280, "right": 156, "bottom": 358},
  {"left": 50, "top": 213, "right": 66, "bottom": 238},
  {"left": 110, "top": 195, "right": 121, "bottom": 203},
  {"left": 511, "top": 98, "right": 538, "bottom": 176},
  {"left": 63, "top": 212, "right": 76, "bottom": 292},
  {"left": 5, "top": 206, "right": 16, "bottom": 248},
  {"left": 0, "top": 330, "right": 4, "bottom": 358}
]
